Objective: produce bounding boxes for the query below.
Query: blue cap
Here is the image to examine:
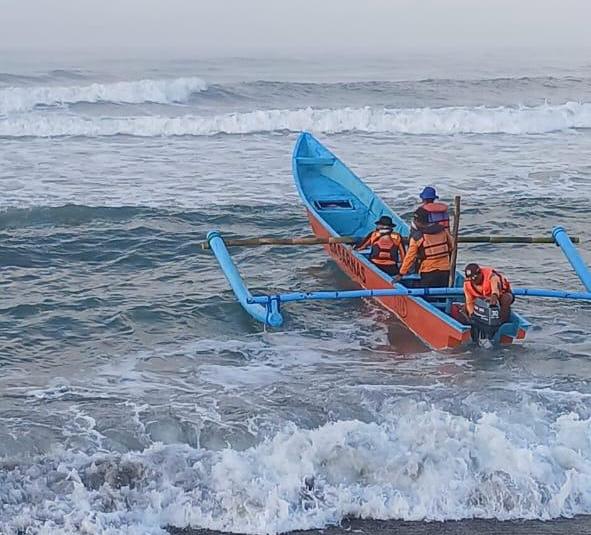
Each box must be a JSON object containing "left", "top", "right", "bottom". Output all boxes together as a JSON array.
[{"left": 419, "top": 186, "right": 438, "bottom": 200}]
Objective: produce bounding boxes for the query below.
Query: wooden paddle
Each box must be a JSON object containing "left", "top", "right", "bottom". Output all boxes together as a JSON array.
[{"left": 200, "top": 234, "right": 580, "bottom": 249}]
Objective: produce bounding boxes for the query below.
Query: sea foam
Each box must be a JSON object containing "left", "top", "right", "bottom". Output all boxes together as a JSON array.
[
  {"left": 0, "top": 102, "right": 589, "bottom": 137},
  {"left": 1, "top": 401, "right": 591, "bottom": 534}
]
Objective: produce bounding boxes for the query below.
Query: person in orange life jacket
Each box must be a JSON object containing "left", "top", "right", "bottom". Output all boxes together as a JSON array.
[
  {"left": 415, "top": 186, "right": 450, "bottom": 229},
  {"left": 355, "top": 215, "right": 405, "bottom": 276},
  {"left": 394, "top": 207, "right": 453, "bottom": 287},
  {"left": 463, "top": 263, "right": 514, "bottom": 323}
]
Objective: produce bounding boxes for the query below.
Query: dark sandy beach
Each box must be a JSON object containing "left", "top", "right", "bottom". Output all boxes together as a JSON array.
[{"left": 169, "top": 516, "right": 591, "bottom": 535}]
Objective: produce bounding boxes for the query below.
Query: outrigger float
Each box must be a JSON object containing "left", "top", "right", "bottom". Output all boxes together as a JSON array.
[{"left": 205, "top": 133, "right": 591, "bottom": 350}]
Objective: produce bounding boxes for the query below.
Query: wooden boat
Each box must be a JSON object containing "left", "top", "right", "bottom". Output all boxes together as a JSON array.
[{"left": 292, "top": 132, "right": 530, "bottom": 350}]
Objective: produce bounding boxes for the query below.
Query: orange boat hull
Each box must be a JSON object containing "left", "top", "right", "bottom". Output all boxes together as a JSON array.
[{"left": 307, "top": 210, "right": 471, "bottom": 350}]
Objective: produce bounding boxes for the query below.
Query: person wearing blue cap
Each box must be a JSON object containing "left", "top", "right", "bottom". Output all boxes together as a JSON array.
[
  {"left": 418, "top": 186, "right": 449, "bottom": 229},
  {"left": 420, "top": 186, "right": 438, "bottom": 202}
]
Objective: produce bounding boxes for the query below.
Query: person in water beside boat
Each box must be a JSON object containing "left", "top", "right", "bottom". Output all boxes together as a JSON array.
[
  {"left": 463, "top": 263, "right": 514, "bottom": 323},
  {"left": 394, "top": 206, "right": 453, "bottom": 287},
  {"left": 355, "top": 215, "right": 405, "bottom": 276},
  {"left": 414, "top": 186, "right": 449, "bottom": 229}
]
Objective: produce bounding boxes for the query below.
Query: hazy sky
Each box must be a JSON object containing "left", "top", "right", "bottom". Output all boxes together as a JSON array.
[{"left": 1, "top": 0, "right": 590, "bottom": 57}]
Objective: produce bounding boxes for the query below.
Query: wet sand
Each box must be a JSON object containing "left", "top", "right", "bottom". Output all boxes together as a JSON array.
[{"left": 168, "top": 516, "right": 591, "bottom": 535}]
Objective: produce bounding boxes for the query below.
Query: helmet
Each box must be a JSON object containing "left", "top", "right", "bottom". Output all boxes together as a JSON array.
[{"left": 419, "top": 186, "right": 439, "bottom": 201}]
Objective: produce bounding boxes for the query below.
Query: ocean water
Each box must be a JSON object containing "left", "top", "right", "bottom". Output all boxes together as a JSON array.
[{"left": 1, "top": 53, "right": 591, "bottom": 535}]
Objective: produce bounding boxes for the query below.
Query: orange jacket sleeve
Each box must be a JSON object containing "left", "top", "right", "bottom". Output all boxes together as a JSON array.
[
  {"left": 356, "top": 231, "right": 375, "bottom": 250},
  {"left": 399, "top": 237, "right": 421, "bottom": 275},
  {"left": 397, "top": 237, "right": 406, "bottom": 265}
]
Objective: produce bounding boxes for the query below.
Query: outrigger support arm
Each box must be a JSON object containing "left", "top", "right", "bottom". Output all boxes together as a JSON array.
[
  {"left": 207, "top": 231, "right": 283, "bottom": 327},
  {"left": 207, "top": 229, "right": 590, "bottom": 329},
  {"left": 552, "top": 226, "right": 591, "bottom": 292}
]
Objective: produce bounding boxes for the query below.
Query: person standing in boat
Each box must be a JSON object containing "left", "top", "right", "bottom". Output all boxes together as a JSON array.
[
  {"left": 416, "top": 186, "right": 450, "bottom": 229},
  {"left": 463, "top": 263, "right": 514, "bottom": 323},
  {"left": 394, "top": 207, "right": 453, "bottom": 287},
  {"left": 355, "top": 215, "right": 405, "bottom": 276}
]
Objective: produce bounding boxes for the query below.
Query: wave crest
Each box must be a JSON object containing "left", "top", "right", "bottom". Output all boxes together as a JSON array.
[
  {"left": 1, "top": 102, "right": 590, "bottom": 138},
  {"left": 0, "top": 77, "right": 208, "bottom": 114},
  {"left": 1, "top": 404, "right": 590, "bottom": 533},
  {"left": 1, "top": 102, "right": 589, "bottom": 137}
]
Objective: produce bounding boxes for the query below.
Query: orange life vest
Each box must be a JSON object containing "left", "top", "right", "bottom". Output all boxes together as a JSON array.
[
  {"left": 422, "top": 201, "right": 450, "bottom": 228},
  {"left": 417, "top": 230, "right": 451, "bottom": 261},
  {"left": 464, "top": 267, "right": 512, "bottom": 299},
  {"left": 369, "top": 231, "right": 403, "bottom": 266}
]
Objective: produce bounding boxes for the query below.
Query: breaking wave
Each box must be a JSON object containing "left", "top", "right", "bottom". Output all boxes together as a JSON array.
[
  {"left": 1, "top": 102, "right": 589, "bottom": 137},
  {"left": 0, "top": 76, "right": 208, "bottom": 114},
  {"left": 2, "top": 402, "right": 591, "bottom": 534}
]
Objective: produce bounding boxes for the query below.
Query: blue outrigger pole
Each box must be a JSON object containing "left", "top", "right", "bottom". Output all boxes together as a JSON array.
[
  {"left": 208, "top": 229, "right": 590, "bottom": 328},
  {"left": 248, "top": 287, "right": 591, "bottom": 305},
  {"left": 207, "top": 231, "right": 283, "bottom": 326},
  {"left": 553, "top": 226, "right": 591, "bottom": 292}
]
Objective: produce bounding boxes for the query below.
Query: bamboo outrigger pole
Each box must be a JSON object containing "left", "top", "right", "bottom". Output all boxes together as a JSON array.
[
  {"left": 199, "top": 234, "right": 579, "bottom": 249},
  {"left": 200, "top": 236, "right": 356, "bottom": 249}
]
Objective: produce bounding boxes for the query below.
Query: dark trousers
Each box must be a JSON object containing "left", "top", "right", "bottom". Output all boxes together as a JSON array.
[{"left": 419, "top": 270, "right": 450, "bottom": 288}]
